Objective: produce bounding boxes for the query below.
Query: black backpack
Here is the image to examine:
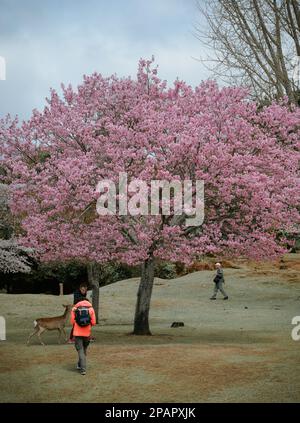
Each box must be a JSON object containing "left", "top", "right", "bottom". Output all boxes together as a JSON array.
[{"left": 75, "top": 306, "right": 91, "bottom": 326}]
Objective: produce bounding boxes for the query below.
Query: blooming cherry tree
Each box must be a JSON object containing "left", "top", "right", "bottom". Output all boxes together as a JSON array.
[{"left": 1, "top": 59, "right": 299, "bottom": 334}]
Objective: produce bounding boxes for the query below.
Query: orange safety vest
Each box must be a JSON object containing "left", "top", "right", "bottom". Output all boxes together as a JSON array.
[{"left": 70, "top": 300, "right": 96, "bottom": 337}]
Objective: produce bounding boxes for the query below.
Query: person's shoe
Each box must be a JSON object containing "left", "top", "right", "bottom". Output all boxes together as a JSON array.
[
  {"left": 223, "top": 296, "right": 229, "bottom": 300},
  {"left": 210, "top": 297, "right": 216, "bottom": 300},
  {"left": 80, "top": 370, "right": 86, "bottom": 375},
  {"left": 76, "top": 364, "right": 81, "bottom": 370}
]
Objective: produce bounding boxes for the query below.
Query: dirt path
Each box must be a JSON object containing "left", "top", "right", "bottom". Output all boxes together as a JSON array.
[{"left": 1, "top": 257, "right": 300, "bottom": 402}]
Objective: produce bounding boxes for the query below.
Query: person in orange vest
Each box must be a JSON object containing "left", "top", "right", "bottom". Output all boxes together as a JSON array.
[{"left": 70, "top": 296, "right": 96, "bottom": 375}]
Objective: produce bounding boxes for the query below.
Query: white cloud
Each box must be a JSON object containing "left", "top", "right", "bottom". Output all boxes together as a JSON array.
[{"left": 0, "top": 0, "right": 209, "bottom": 121}]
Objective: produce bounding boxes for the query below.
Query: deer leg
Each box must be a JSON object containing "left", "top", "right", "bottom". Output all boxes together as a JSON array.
[
  {"left": 27, "top": 326, "right": 39, "bottom": 345},
  {"left": 61, "top": 327, "right": 67, "bottom": 342},
  {"left": 37, "top": 327, "right": 46, "bottom": 346},
  {"left": 57, "top": 328, "right": 63, "bottom": 344}
]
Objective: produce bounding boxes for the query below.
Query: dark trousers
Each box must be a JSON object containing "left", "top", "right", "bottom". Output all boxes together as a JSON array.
[
  {"left": 75, "top": 336, "right": 90, "bottom": 371},
  {"left": 211, "top": 281, "right": 227, "bottom": 298}
]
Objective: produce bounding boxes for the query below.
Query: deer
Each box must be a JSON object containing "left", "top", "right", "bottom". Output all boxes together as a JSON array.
[{"left": 27, "top": 304, "right": 73, "bottom": 346}]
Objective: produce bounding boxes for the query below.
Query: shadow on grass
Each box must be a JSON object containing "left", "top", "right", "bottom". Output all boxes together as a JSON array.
[
  {"left": 9, "top": 326, "right": 277, "bottom": 348},
  {"left": 97, "top": 327, "right": 277, "bottom": 346}
]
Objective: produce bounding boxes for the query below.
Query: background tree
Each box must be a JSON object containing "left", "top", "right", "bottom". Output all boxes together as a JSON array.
[
  {"left": 87, "top": 262, "right": 100, "bottom": 324},
  {"left": 0, "top": 238, "right": 33, "bottom": 274},
  {"left": 0, "top": 183, "right": 33, "bottom": 274},
  {"left": 1, "top": 59, "right": 299, "bottom": 334},
  {"left": 196, "top": 0, "right": 300, "bottom": 105}
]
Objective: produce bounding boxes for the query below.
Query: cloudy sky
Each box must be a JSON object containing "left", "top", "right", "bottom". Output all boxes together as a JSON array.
[{"left": 0, "top": 0, "right": 210, "bottom": 121}]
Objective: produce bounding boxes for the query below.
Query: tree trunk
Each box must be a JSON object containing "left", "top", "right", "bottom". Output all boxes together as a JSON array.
[
  {"left": 133, "top": 255, "right": 155, "bottom": 335},
  {"left": 87, "top": 262, "right": 100, "bottom": 324}
]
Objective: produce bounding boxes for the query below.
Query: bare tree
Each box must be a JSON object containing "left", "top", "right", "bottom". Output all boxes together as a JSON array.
[{"left": 195, "top": 0, "right": 300, "bottom": 105}]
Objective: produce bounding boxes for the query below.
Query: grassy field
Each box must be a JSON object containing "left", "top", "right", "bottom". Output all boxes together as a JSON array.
[{"left": 1, "top": 254, "right": 300, "bottom": 403}]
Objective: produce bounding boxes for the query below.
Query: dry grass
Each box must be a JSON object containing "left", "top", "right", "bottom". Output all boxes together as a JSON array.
[{"left": 1, "top": 253, "right": 300, "bottom": 402}]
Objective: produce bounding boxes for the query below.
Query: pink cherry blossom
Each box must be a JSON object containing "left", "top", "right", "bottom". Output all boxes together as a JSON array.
[{"left": 1, "top": 59, "right": 299, "bottom": 268}]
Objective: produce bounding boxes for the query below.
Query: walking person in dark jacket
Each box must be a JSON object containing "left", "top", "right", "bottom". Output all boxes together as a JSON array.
[
  {"left": 210, "top": 262, "right": 228, "bottom": 300},
  {"left": 74, "top": 282, "right": 88, "bottom": 305}
]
